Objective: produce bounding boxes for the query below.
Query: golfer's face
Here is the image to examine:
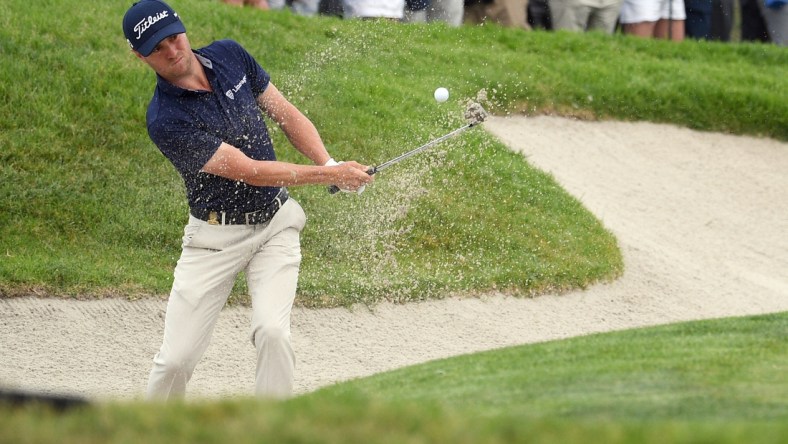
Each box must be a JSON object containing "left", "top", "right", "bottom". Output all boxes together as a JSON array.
[{"left": 140, "top": 33, "right": 192, "bottom": 80}]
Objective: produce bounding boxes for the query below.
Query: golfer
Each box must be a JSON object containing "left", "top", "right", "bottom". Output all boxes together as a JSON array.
[{"left": 122, "top": 0, "right": 372, "bottom": 399}]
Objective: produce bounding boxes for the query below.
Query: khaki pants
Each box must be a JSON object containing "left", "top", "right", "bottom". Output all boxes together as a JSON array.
[
  {"left": 146, "top": 198, "right": 306, "bottom": 400},
  {"left": 550, "top": 0, "right": 623, "bottom": 33},
  {"left": 464, "top": 0, "right": 531, "bottom": 29}
]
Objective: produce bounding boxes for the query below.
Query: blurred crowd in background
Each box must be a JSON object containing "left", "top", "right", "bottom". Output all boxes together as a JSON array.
[{"left": 221, "top": 0, "right": 787, "bottom": 46}]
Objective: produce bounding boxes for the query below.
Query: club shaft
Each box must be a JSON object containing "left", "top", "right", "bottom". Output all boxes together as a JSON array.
[
  {"left": 327, "top": 121, "right": 478, "bottom": 194},
  {"left": 374, "top": 122, "right": 475, "bottom": 173}
]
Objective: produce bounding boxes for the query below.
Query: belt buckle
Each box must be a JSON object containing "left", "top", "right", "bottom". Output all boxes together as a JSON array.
[{"left": 208, "top": 211, "right": 220, "bottom": 225}]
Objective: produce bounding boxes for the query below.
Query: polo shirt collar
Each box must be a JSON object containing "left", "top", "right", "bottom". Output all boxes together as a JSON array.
[{"left": 195, "top": 52, "right": 213, "bottom": 69}]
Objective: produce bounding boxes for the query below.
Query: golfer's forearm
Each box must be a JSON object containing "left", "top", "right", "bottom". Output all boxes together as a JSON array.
[
  {"left": 281, "top": 117, "right": 331, "bottom": 166},
  {"left": 241, "top": 161, "right": 334, "bottom": 187},
  {"left": 202, "top": 143, "right": 330, "bottom": 186},
  {"left": 258, "top": 83, "right": 331, "bottom": 165},
  {"left": 200, "top": 142, "right": 362, "bottom": 188},
  {"left": 243, "top": 159, "right": 372, "bottom": 191}
]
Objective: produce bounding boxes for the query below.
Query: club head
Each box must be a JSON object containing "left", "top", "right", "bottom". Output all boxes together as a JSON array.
[{"left": 464, "top": 102, "right": 488, "bottom": 126}]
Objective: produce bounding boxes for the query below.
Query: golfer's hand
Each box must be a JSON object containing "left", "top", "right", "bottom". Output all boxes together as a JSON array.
[{"left": 325, "top": 159, "right": 373, "bottom": 194}]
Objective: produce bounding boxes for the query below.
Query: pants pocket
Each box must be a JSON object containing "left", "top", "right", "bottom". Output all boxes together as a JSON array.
[{"left": 181, "top": 221, "right": 203, "bottom": 248}]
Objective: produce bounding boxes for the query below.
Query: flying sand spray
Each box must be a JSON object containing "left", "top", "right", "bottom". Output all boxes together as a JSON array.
[{"left": 328, "top": 101, "right": 488, "bottom": 194}]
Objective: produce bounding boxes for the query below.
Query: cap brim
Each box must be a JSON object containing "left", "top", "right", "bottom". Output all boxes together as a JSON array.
[{"left": 137, "top": 21, "right": 186, "bottom": 57}]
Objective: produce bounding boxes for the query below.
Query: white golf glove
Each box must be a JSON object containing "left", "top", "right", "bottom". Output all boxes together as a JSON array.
[{"left": 324, "top": 158, "right": 365, "bottom": 195}]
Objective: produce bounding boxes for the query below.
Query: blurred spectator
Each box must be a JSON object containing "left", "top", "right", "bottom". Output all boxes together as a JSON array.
[
  {"left": 292, "top": 0, "right": 320, "bottom": 15},
  {"left": 342, "top": 0, "right": 405, "bottom": 19},
  {"left": 741, "top": 0, "right": 770, "bottom": 42},
  {"left": 709, "top": 0, "right": 733, "bottom": 41},
  {"left": 763, "top": 0, "right": 788, "bottom": 46},
  {"left": 464, "top": 0, "right": 531, "bottom": 29},
  {"left": 429, "top": 0, "right": 465, "bottom": 25},
  {"left": 620, "top": 0, "right": 685, "bottom": 40},
  {"left": 319, "top": 0, "right": 344, "bottom": 16},
  {"left": 741, "top": 0, "right": 787, "bottom": 45},
  {"left": 268, "top": 0, "right": 320, "bottom": 15},
  {"left": 685, "top": 0, "right": 712, "bottom": 39},
  {"left": 404, "top": 0, "right": 431, "bottom": 21},
  {"left": 406, "top": 0, "right": 465, "bottom": 25},
  {"left": 549, "top": 0, "right": 623, "bottom": 34},
  {"left": 222, "top": 0, "right": 270, "bottom": 9},
  {"left": 528, "top": 0, "right": 553, "bottom": 29}
]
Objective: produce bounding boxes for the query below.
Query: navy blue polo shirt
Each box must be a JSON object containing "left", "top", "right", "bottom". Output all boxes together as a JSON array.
[{"left": 146, "top": 39, "right": 279, "bottom": 213}]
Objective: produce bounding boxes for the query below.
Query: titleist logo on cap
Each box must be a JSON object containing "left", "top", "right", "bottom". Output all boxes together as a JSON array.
[{"left": 134, "top": 10, "right": 170, "bottom": 40}]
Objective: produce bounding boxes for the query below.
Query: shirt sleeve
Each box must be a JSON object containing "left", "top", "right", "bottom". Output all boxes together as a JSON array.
[
  {"left": 148, "top": 115, "right": 223, "bottom": 175},
  {"left": 222, "top": 39, "right": 270, "bottom": 97}
]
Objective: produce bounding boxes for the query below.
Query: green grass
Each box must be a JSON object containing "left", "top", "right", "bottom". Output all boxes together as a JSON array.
[
  {"left": 2, "top": 312, "right": 786, "bottom": 443},
  {"left": 1, "top": 0, "right": 784, "bottom": 305},
  {"left": 332, "top": 312, "right": 788, "bottom": 422}
]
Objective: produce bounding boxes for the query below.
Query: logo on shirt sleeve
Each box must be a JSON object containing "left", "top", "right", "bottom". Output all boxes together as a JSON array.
[{"left": 225, "top": 75, "right": 247, "bottom": 100}]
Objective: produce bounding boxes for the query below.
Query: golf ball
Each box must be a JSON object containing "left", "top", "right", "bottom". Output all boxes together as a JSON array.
[{"left": 434, "top": 87, "right": 449, "bottom": 103}]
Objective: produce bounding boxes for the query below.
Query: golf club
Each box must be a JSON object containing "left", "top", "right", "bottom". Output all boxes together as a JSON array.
[{"left": 328, "top": 102, "right": 488, "bottom": 194}]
